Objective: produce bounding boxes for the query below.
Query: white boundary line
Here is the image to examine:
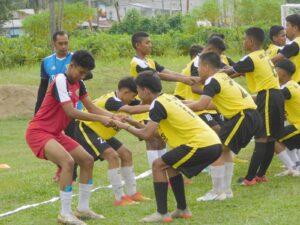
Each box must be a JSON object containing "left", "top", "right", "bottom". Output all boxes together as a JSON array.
[{"left": 0, "top": 170, "right": 152, "bottom": 218}]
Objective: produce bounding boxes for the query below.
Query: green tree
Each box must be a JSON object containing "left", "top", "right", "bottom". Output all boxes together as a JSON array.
[
  {"left": 0, "top": 0, "right": 13, "bottom": 28},
  {"left": 23, "top": 2, "right": 94, "bottom": 40},
  {"left": 198, "top": 0, "right": 221, "bottom": 26}
]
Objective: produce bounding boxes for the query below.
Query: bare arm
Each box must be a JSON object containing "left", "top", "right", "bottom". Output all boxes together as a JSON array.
[
  {"left": 191, "top": 83, "right": 203, "bottom": 95},
  {"left": 61, "top": 102, "right": 112, "bottom": 126},
  {"left": 114, "top": 120, "right": 158, "bottom": 140},
  {"left": 272, "top": 53, "right": 285, "bottom": 65},
  {"left": 185, "top": 95, "right": 212, "bottom": 112},
  {"left": 119, "top": 104, "right": 150, "bottom": 114},
  {"left": 125, "top": 117, "right": 146, "bottom": 129},
  {"left": 158, "top": 69, "right": 196, "bottom": 85}
]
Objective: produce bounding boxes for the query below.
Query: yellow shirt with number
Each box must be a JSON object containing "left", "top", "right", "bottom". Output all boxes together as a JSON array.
[{"left": 151, "top": 94, "right": 221, "bottom": 149}]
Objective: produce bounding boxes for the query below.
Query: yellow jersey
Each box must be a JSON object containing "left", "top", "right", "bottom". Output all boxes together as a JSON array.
[
  {"left": 150, "top": 93, "right": 221, "bottom": 149},
  {"left": 244, "top": 50, "right": 280, "bottom": 93},
  {"left": 130, "top": 56, "right": 164, "bottom": 78},
  {"left": 288, "top": 37, "right": 300, "bottom": 82},
  {"left": 203, "top": 72, "right": 257, "bottom": 119},
  {"left": 266, "top": 43, "right": 281, "bottom": 58},
  {"left": 282, "top": 80, "right": 300, "bottom": 130}
]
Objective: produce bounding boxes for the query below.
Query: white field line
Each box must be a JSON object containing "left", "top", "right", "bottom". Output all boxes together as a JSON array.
[{"left": 0, "top": 169, "right": 152, "bottom": 218}]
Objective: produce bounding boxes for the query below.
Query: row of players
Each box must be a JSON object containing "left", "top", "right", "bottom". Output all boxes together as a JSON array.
[{"left": 26, "top": 13, "right": 300, "bottom": 224}]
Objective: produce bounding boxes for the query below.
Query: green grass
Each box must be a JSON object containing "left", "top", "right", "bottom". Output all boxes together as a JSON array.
[{"left": 1, "top": 56, "right": 299, "bottom": 225}]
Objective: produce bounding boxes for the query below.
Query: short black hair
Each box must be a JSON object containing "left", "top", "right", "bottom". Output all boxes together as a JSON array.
[
  {"left": 52, "top": 31, "right": 68, "bottom": 42},
  {"left": 71, "top": 50, "right": 95, "bottom": 70},
  {"left": 118, "top": 76, "right": 137, "bottom": 93},
  {"left": 269, "top": 25, "right": 284, "bottom": 41},
  {"left": 286, "top": 14, "right": 300, "bottom": 31},
  {"left": 209, "top": 33, "right": 225, "bottom": 40},
  {"left": 189, "top": 45, "right": 203, "bottom": 58},
  {"left": 200, "top": 52, "right": 222, "bottom": 69},
  {"left": 276, "top": 59, "right": 296, "bottom": 76},
  {"left": 207, "top": 37, "right": 226, "bottom": 52},
  {"left": 131, "top": 32, "right": 149, "bottom": 49},
  {"left": 135, "top": 70, "right": 162, "bottom": 93},
  {"left": 245, "top": 27, "right": 265, "bottom": 45}
]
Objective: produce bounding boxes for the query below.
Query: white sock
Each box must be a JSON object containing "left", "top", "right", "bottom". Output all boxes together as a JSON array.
[
  {"left": 60, "top": 190, "right": 72, "bottom": 216},
  {"left": 296, "top": 149, "right": 300, "bottom": 160},
  {"left": 224, "top": 162, "right": 234, "bottom": 192},
  {"left": 210, "top": 165, "right": 225, "bottom": 194},
  {"left": 278, "top": 150, "right": 295, "bottom": 170},
  {"left": 107, "top": 168, "right": 124, "bottom": 201},
  {"left": 77, "top": 183, "right": 92, "bottom": 211},
  {"left": 121, "top": 166, "right": 137, "bottom": 196},
  {"left": 147, "top": 150, "right": 160, "bottom": 168},
  {"left": 287, "top": 149, "right": 299, "bottom": 164},
  {"left": 157, "top": 148, "right": 167, "bottom": 157}
]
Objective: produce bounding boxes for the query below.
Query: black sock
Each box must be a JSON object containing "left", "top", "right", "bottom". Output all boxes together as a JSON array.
[
  {"left": 154, "top": 182, "right": 168, "bottom": 214},
  {"left": 257, "top": 141, "right": 275, "bottom": 177},
  {"left": 72, "top": 163, "right": 78, "bottom": 181},
  {"left": 245, "top": 142, "right": 267, "bottom": 180},
  {"left": 169, "top": 174, "right": 187, "bottom": 210}
]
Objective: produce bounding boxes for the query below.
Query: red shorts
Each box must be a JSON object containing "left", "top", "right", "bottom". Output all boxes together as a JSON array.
[{"left": 25, "top": 128, "right": 79, "bottom": 159}]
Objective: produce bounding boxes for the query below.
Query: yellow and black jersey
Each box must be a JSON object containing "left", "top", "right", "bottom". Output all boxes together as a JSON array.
[
  {"left": 281, "top": 80, "right": 300, "bottom": 130},
  {"left": 149, "top": 93, "right": 221, "bottom": 149},
  {"left": 266, "top": 43, "right": 281, "bottom": 58},
  {"left": 280, "top": 37, "right": 300, "bottom": 82},
  {"left": 173, "top": 56, "right": 199, "bottom": 100},
  {"left": 203, "top": 72, "right": 257, "bottom": 119},
  {"left": 82, "top": 91, "right": 140, "bottom": 140},
  {"left": 130, "top": 56, "right": 164, "bottom": 78},
  {"left": 221, "top": 54, "right": 235, "bottom": 66},
  {"left": 233, "top": 50, "right": 280, "bottom": 93}
]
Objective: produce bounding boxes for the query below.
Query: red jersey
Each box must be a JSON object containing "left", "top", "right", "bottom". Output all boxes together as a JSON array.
[{"left": 28, "top": 73, "right": 87, "bottom": 134}]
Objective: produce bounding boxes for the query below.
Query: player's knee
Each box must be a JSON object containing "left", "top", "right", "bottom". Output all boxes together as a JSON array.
[
  {"left": 105, "top": 150, "right": 119, "bottom": 163},
  {"left": 62, "top": 157, "right": 75, "bottom": 171},
  {"left": 118, "top": 148, "right": 132, "bottom": 162},
  {"left": 152, "top": 158, "right": 164, "bottom": 171}
]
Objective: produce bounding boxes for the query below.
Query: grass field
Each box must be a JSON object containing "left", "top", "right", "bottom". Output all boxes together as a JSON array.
[{"left": 0, "top": 56, "right": 300, "bottom": 225}]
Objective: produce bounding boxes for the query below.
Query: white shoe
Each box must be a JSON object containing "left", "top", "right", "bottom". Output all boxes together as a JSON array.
[
  {"left": 57, "top": 213, "right": 87, "bottom": 225},
  {"left": 74, "top": 209, "right": 105, "bottom": 220},
  {"left": 275, "top": 169, "right": 294, "bottom": 177},
  {"left": 140, "top": 212, "right": 172, "bottom": 223},
  {"left": 196, "top": 190, "right": 226, "bottom": 202},
  {"left": 225, "top": 189, "right": 233, "bottom": 199}
]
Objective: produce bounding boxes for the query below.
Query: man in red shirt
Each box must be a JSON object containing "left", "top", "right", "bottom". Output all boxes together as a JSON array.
[{"left": 26, "top": 50, "right": 123, "bottom": 225}]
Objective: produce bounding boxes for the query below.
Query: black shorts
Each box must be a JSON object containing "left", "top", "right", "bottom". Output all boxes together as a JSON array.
[
  {"left": 199, "top": 113, "right": 219, "bottom": 127},
  {"left": 74, "top": 122, "right": 123, "bottom": 161},
  {"left": 174, "top": 95, "right": 185, "bottom": 100},
  {"left": 161, "top": 144, "right": 222, "bottom": 178},
  {"left": 279, "top": 125, "right": 300, "bottom": 150},
  {"left": 64, "top": 119, "right": 76, "bottom": 139},
  {"left": 255, "top": 89, "right": 284, "bottom": 139},
  {"left": 219, "top": 109, "right": 261, "bottom": 154}
]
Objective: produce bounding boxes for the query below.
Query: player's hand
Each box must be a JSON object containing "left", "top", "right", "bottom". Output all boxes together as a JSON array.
[
  {"left": 112, "top": 120, "right": 128, "bottom": 130},
  {"left": 102, "top": 117, "right": 114, "bottom": 127},
  {"left": 190, "top": 76, "right": 201, "bottom": 84},
  {"left": 112, "top": 114, "right": 128, "bottom": 122}
]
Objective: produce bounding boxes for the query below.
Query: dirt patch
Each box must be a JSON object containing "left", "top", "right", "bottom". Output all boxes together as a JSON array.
[{"left": 0, "top": 85, "right": 37, "bottom": 119}]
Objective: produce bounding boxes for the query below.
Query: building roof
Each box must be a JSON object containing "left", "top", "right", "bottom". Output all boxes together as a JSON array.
[{"left": 2, "top": 19, "right": 22, "bottom": 29}]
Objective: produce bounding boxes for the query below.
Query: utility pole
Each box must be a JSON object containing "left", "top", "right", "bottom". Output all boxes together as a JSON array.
[
  {"left": 186, "top": 0, "right": 189, "bottom": 13},
  {"left": 114, "top": 1, "right": 121, "bottom": 22},
  {"left": 49, "top": 0, "right": 56, "bottom": 38}
]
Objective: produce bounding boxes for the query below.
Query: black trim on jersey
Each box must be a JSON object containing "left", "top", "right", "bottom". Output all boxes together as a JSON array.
[
  {"left": 154, "top": 61, "right": 165, "bottom": 72},
  {"left": 79, "top": 80, "right": 87, "bottom": 97},
  {"left": 149, "top": 101, "right": 167, "bottom": 123},
  {"left": 191, "top": 63, "right": 199, "bottom": 77},
  {"left": 233, "top": 56, "right": 255, "bottom": 73},
  {"left": 129, "top": 99, "right": 141, "bottom": 106},
  {"left": 281, "top": 87, "right": 292, "bottom": 100},
  {"left": 203, "top": 78, "right": 221, "bottom": 97},
  {"left": 52, "top": 78, "right": 69, "bottom": 102},
  {"left": 105, "top": 96, "right": 125, "bottom": 111},
  {"left": 227, "top": 57, "right": 236, "bottom": 66},
  {"left": 280, "top": 42, "right": 300, "bottom": 58}
]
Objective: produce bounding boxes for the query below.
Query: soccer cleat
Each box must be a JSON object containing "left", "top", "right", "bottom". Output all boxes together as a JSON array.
[
  {"left": 238, "top": 178, "right": 257, "bottom": 186},
  {"left": 275, "top": 169, "right": 300, "bottom": 177},
  {"left": 196, "top": 190, "right": 227, "bottom": 202},
  {"left": 225, "top": 189, "right": 234, "bottom": 199},
  {"left": 140, "top": 212, "right": 172, "bottom": 223},
  {"left": 170, "top": 207, "right": 192, "bottom": 219},
  {"left": 114, "top": 195, "right": 138, "bottom": 206},
  {"left": 74, "top": 209, "right": 105, "bottom": 220},
  {"left": 57, "top": 213, "right": 87, "bottom": 225},
  {"left": 255, "top": 175, "right": 268, "bottom": 183},
  {"left": 128, "top": 192, "right": 151, "bottom": 202}
]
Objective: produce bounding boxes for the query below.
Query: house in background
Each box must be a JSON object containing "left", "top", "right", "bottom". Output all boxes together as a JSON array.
[{"left": 1, "top": 9, "right": 34, "bottom": 37}]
